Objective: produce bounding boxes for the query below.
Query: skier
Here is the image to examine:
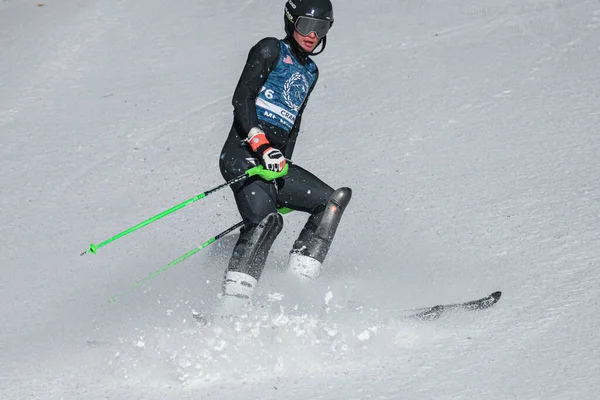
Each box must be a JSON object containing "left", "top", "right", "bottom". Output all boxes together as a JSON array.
[{"left": 217, "top": 0, "right": 352, "bottom": 316}]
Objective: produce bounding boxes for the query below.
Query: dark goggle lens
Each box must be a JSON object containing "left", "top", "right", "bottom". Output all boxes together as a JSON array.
[{"left": 295, "top": 17, "right": 331, "bottom": 38}]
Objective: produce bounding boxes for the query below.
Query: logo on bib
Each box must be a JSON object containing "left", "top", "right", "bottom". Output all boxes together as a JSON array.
[{"left": 283, "top": 72, "right": 309, "bottom": 112}]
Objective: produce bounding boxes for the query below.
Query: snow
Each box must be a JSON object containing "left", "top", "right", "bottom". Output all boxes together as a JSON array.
[{"left": 1, "top": 0, "right": 600, "bottom": 398}]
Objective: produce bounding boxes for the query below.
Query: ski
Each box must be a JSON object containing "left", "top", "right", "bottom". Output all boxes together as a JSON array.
[
  {"left": 403, "top": 291, "right": 502, "bottom": 321},
  {"left": 191, "top": 291, "right": 502, "bottom": 326}
]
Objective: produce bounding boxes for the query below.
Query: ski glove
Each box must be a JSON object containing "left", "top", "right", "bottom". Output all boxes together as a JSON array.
[
  {"left": 247, "top": 127, "right": 287, "bottom": 172},
  {"left": 261, "top": 147, "right": 286, "bottom": 172}
]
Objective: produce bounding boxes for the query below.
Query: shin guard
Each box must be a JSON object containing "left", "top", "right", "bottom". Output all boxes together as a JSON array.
[{"left": 226, "top": 212, "right": 284, "bottom": 280}]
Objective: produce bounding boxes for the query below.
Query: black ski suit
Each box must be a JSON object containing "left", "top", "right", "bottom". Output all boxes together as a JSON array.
[{"left": 219, "top": 37, "right": 339, "bottom": 279}]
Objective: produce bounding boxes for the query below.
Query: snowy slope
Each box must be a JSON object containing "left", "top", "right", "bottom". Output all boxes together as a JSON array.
[{"left": 1, "top": 0, "right": 600, "bottom": 398}]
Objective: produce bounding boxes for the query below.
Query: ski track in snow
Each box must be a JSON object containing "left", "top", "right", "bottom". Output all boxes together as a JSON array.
[{"left": 1, "top": 0, "right": 600, "bottom": 399}]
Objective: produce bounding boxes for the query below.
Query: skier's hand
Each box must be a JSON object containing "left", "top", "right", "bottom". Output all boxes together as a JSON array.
[{"left": 261, "top": 147, "right": 287, "bottom": 172}]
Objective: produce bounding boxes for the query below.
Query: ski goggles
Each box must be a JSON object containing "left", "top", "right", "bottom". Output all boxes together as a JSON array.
[{"left": 295, "top": 16, "right": 331, "bottom": 39}]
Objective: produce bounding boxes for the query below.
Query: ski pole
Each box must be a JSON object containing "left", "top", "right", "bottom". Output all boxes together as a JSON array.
[
  {"left": 81, "top": 164, "right": 288, "bottom": 256},
  {"left": 108, "top": 207, "right": 294, "bottom": 304}
]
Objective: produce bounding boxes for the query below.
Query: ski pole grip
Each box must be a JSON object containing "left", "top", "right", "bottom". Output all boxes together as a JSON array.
[{"left": 246, "top": 164, "right": 289, "bottom": 181}]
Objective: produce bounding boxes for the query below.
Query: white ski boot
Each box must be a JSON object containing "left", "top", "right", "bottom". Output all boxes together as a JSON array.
[
  {"left": 288, "top": 252, "right": 322, "bottom": 280},
  {"left": 213, "top": 271, "right": 257, "bottom": 318}
]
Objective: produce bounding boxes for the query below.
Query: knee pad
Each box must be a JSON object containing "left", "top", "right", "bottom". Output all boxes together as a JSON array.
[{"left": 313, "top": 187, "right": 352, "bottom": 243}]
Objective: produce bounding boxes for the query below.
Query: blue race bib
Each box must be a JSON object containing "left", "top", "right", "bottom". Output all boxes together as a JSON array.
[{"left": 255, "top": 41, "right": 317, "bottom": 132}]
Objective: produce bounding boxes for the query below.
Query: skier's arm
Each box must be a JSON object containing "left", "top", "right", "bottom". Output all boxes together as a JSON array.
[
  {"left": 284, "top": 69, "right": 319, "bottom": 160},
  {"left": 232, "top": 37, "right": 281, "bottom": 136}
]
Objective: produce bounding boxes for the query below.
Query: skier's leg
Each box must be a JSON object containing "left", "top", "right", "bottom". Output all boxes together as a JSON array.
[
  {"left": 277, "top": 165, "right": 352, "bottom": 279},
  {"left": 219, "top": 211, "right": 283, "bottom": 315},
  {"left": 288, "top": 187, "right": 352, "bottom": 279},
  {"left": 216, "top": 159, "right": 284, "bottom": 315}
]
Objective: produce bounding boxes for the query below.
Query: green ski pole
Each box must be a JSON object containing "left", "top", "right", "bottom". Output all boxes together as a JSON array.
[
  {"left": 81, "top": 164, "right": 288, "bottom": 256},
  {"left": 108, "top": 207, "right": 294, "bottom": 304}
]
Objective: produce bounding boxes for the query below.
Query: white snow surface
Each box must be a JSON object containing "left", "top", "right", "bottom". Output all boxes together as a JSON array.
[{"left": 2, "top": 0, "right": 600, "bottom": 398}]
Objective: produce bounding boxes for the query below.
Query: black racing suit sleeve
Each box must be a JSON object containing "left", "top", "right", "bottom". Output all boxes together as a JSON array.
[
  {"left": 284, "top": 67, "right": 319, "bottom": 160},
  {"left": 232, "top": 37, "right": 281, "bottom": 138}
]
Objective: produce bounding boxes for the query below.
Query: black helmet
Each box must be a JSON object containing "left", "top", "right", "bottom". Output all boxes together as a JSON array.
[{"left": 284, "top": 0, "right": 334, "bottom": 55}]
